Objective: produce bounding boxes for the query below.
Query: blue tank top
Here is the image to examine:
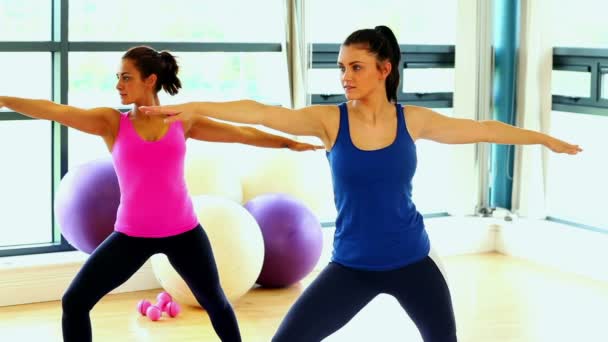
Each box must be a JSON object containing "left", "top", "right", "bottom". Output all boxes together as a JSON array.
[{"left": 326, "top": 103, "right": 430, "bottom": 270}]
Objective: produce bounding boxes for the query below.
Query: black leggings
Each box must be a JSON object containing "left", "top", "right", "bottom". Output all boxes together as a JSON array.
[
  {"left": 62, "top": 225, "right": 241, "bottom": 342},
  {"left": 273, "top": 257, "right": 457, "bottom": 342}
]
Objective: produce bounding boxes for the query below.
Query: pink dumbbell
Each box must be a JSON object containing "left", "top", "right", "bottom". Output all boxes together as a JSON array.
[
  {"left": 136, "top": 299, "right": 152, "bottom": 316},
  {"left": 156, "top": 291, "right": 172, "bottom": 310},
  {"left": 146, "top": 305, "right": 162, "bottom": 321},
  {"left": 136, "top": 292, "right": 180, "bottom": 320},
  {"left": 165, "top": 301, "right": 181, "bottom": 318}
]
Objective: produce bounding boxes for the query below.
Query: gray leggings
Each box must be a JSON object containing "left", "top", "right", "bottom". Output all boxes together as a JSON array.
[{"left": 273, "top": 257, "right": 457, "bottom": 342}]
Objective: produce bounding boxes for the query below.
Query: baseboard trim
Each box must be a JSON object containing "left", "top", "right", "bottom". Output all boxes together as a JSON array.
[{"left": 0, "top": 252, "right": 160, "bottom": 307}]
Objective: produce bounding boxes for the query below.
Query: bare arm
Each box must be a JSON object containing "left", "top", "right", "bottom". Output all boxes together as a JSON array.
[
  {"left": 140, "top": 100, "right": 333, "bottom": 143},
  {"left": 0, "top": 96, "right": 117, "bottom": 137},
  {"left": 406, "top": 105, "right": 582, "bottom": 154},
  {"left": 185, "top": 116, "right": 324, "bottom": 151}
]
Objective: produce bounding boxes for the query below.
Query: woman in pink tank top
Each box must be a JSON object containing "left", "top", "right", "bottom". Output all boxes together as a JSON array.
[{"left": 0, "top": 46, "right": 321, "bottom": 342}]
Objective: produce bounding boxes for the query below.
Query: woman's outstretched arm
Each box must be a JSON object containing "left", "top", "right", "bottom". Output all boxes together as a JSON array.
[
  {"left": 0, "top": 96, "right": 117, "bottom": 137},
  {"left": 405, "top": 105, "right": 582, "bottom": 154}
]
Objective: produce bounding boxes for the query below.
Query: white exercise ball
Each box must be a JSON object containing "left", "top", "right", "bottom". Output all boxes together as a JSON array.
[
  {"left": 241, "top": 149, "right": 335, "bottom": 218},
  {"left": 184, "top": 143, "right": 243, "bottom": 203},
  {"left": 152, "top": 195, "right": 264, "bottom": 307}
]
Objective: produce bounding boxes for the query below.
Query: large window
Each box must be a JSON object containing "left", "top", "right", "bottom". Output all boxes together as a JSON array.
[
  {"left": 69, "top": 0, "right": 283, "bottom": 43},
  {"left": 547, "top": 0, "right": 608, "bottom": 231},
  {"left": 307, "top": 0, "right": 457, "bottom": 45},
  {"left": 546, "top": 111, "right": 605, "bottom": 230},
  {"left": 0, "top": 53, "right": 51, "bottom": 100},
  {"left": 0, "top": 0, "right": 288, "bottom": 257},
  {"left": 0, "top": 1, "right": 51, "bottom": 41},
  {"left": 0, "top": 121, "right": 53, "bottom": 247},
  {"left": 549, "top": 49, "right": 608, "bottom": 232},
  {"left": 0, "top": 1, "right": 59, "bottom": 256},
  {"left": 548, "top": 0, "right": 608, "bottom": 49}
]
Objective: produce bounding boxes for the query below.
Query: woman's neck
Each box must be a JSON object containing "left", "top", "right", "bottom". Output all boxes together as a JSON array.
[
  {"left": 351, "top": 93, "right": 394, "bottom": 124},
  {"left": 131, "top": 94, "right": 160, "bottom": 118}
]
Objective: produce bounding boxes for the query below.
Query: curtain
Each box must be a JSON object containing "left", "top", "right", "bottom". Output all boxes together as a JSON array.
[
  {"left": 285, "top": 0, "right": 310, "bottom": 109},
  {"left": 511, "top": 0, "right": 552, "bottom": 219}
]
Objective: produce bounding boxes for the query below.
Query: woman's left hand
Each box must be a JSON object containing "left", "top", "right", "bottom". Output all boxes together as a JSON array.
[{"left": 546, "top": 137, "right": 583, "bottom": 155}]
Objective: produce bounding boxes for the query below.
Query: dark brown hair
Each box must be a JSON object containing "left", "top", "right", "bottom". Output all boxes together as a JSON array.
[
  {"left": 343, "top": 26, "right": 401, "bottom": 102},
  {"left": 122, "top": 46, "right": 182, "bottom": 95}
]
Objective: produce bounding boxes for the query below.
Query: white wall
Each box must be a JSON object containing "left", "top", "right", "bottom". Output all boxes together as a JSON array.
[{"left": 497, "top": 218, "right": 608, "bottom": 283}]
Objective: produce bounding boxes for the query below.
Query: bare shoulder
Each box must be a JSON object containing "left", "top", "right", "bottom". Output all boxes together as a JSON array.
[
  {"left": 103, "top": 107, "right": 122, "bottom": 123},
  {"left": 305, "top": 104, "right": 340, "bottom": 148},
  {"left": 290, "top": 104, "right": 338, "bottom": 141},
  {"left": 403, "top": 105, "right": 434, "bottom": 141},
  {"left": 100, "top": 107, "right": 122, "bottom": 119},
  {"left": 300, "top": 104, "right": 339, "bottom": 122},
  {"left": 295, "top": 104, "right": 338, "bottom": 116},
  {"left": 98, "top": 107, "right": 122, "bottom": 138},
  {"left": 403, "top": 104, "right": 432, "bottom": 117},
  {"left": 91, "top": 108, "right": 122, "bottom": 149}
]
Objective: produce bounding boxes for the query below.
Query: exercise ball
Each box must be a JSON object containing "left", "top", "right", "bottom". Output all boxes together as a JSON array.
[
  {"left": 240, "top": 149, "right": 334, "bottom": 218},
  {"left": 152, "top": 195, "right": 264, "bottom": 308},
  {"left": 244, "top": 193, "right": 323, "bottom": 288},
  {"left": 54, "top": 158, "right": 120, "bottom": 254},
  {"left": 185, "top": 147, "right": 242, "bottom": 203}
]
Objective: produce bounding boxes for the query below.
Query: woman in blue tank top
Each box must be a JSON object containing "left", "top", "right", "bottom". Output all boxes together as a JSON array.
[{"left": 141, "top": 26, "right": 581, "bottom": 342}]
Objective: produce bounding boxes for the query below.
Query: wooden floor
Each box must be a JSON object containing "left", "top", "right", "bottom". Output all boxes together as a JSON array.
[{"left": 1, "top": 253, "right": 607, "bottom": 341}]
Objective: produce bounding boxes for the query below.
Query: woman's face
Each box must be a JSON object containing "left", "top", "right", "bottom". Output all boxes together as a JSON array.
[
  {"left": 337, "top": 45, "right": 390, "bottom": 101},
  {"left": 115, "top": 58, "right": 155, "bottom": 105}
]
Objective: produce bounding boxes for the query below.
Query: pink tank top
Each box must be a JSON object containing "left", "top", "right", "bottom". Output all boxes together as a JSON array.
[{"left": 111, "top": 112, "right": 198, "bottom": 237}]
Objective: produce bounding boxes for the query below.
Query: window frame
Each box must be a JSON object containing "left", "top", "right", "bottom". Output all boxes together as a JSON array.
[
  {"left": 552, "top": 47, "right": 608, "bottom": 117},
  {"left": 548, "top": 47, "right": 608, "bottom": 233},
  {"left": 310, "top": 43, "right": 454, "bottom": 108},
  {"left": 0, "top": 0, "right": 284, "bottom": 257}
]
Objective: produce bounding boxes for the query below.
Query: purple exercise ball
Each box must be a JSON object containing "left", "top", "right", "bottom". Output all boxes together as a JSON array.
[
  {"left": 54, "top": 158, "right": 120, "bottom": 254},
  {"left": 244, "top": 193, "right": 323, "bottom": 288}
]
